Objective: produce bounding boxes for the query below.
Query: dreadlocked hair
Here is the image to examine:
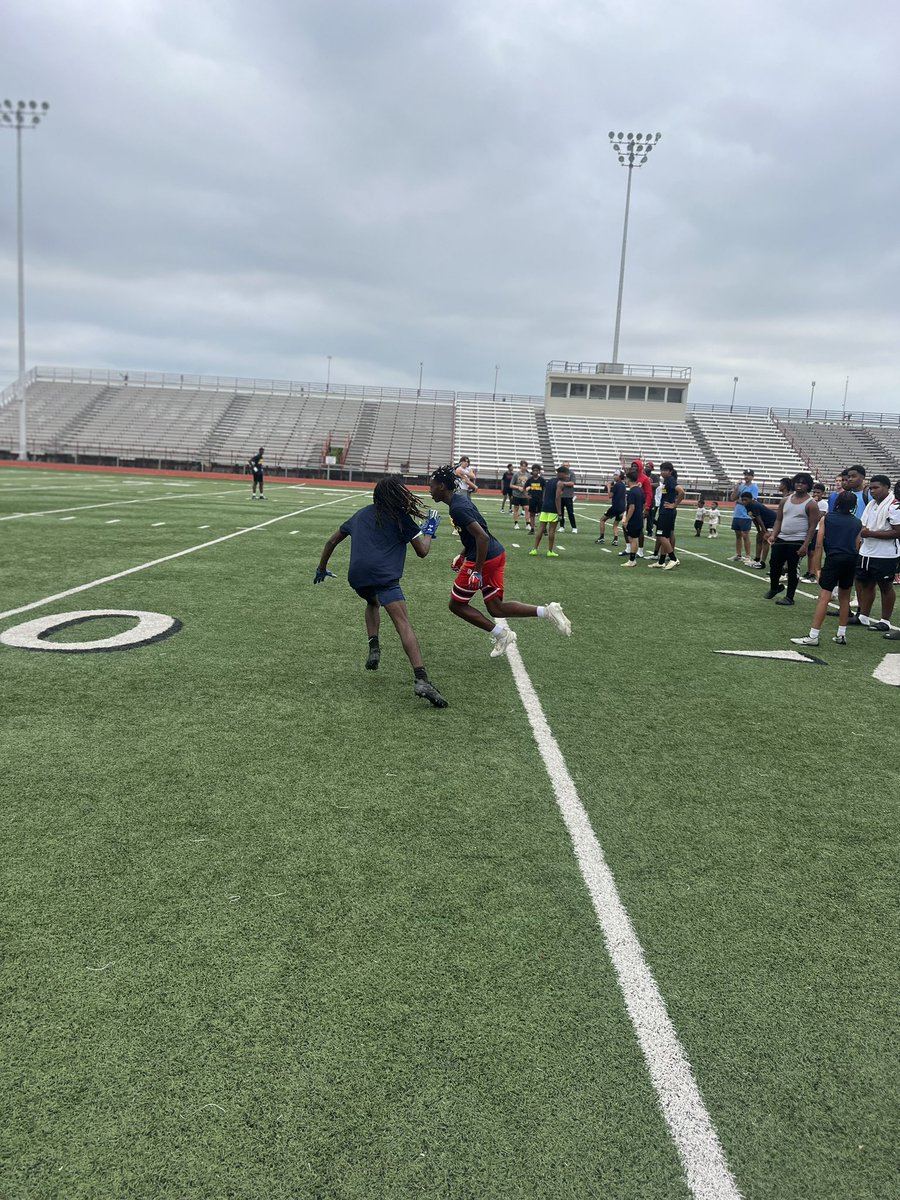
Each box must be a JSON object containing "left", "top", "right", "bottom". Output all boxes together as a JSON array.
[
  {"left": 372, "top": 476, "right": 426, "bottom": 527},
  {"left": 431, "top": 465, "right": 459, "bottom": 491}
]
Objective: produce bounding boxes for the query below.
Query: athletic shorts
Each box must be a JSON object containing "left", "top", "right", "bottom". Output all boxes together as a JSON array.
[
  {"left": 528, "top": 499, "right": 541, "bottom": 514},
  {"left": 731, "top": 517, "right": 752, "bottom": 532},
  {"left": 451, "top": 552, "right": 505, "bottom": 604},
  {"left": 603, "top": 507, "right": 625, "bottom": 521},
  {"left": 656, "top": 511, "right": 677, "bottom": 536},
  {"left": 353, "top": 582, "right": 405, "bottom": 606},
  {"left": 511, "top": 492, "right": 527, "bottom": 505},
  {"left": 855, "top": 556, "right": 899, "bottom": 585},
  {"left": 252, "top": 469, "right": 263, "bottom": 480},
  {"left": 819, "top": 553, "right": 856, "bottom": 592},
  {"left": 624, "top": 519, "right": 643, "bottom": 539},
  {"left": 539, "top": 512, "right": 558, "bottom": 524}
]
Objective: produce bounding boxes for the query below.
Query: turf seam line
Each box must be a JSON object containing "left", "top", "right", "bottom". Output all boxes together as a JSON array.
[
  {"left": 0, "top": 494, "right": 358, "bottom": 622},
  {"left": 506, "top": 643, "right": 743, "bottom": 1200}
]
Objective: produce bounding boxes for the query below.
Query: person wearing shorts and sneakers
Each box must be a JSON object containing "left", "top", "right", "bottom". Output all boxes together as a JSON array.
[
  {"left": 852, "top": 474, "right": 900, "bottom": 632},
  {"left": 429, "top": 466, "right": 572, "bottom": 658},
  {"left": 531, "top": 465, "right": 565, "bottom": 557},
  {"left": 525, "top": 464, "right": 545, "bottom": 535},
  {"left": 730, "top": 470, "right": 757, "bottom": 560},
  {"left": 791, "top": 490, "right": 861, "bottom": 647},
  {"left": 510, "top": 459, "right": 530, "bottom": 530},
  {"left": 598, "top": 472, "right": 627, "bottom": 544},
  {"left": 621, "top": 468, "right": 645, "bottom": 567},
  {"left": 648, "top": 462, "right": 684, "bottom": 569},
  {"left": 500, "top": 463, "right": 514, "bottom": 512}
]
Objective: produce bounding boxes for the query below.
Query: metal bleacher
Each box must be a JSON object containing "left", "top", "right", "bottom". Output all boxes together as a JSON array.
[
  {"left": 452, "top": 398, "right": 542, "bottom": 474},
  {"left": 547, "top": 416, "right": 712, "bottom": 485},
  {"left": 780, "top": 421, "right": 900, "bottom": 484},
  {"left": 689, "top": 412, "right": 808, "bottom": 485}
]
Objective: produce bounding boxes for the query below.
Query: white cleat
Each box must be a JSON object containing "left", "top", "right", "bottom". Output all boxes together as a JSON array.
[
  {"left": 790, "top": 636, "right": 821, "bottom": 646},
  {"left": 490, "top": 626, "right": 518, "bottom": 658},
  {"left": 546, "top": 601, "right": 572, "bottom": 636},
  {"left": 662, "top": 559, "right": 680, "bottom": 570}
]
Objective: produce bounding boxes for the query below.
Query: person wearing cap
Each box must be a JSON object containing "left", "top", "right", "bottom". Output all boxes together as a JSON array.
[{"left": 730, "top": 469, "right": 758, "bottom": 561}]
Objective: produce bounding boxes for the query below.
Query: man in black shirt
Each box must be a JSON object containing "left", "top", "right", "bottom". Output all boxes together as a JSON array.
[
  {"left": 620, "top": 468, "right": 645, "bottom": 566},
  {"left": 249, "top": 447, "right": 266, "bottom": 499},
  {"left": 648, "top": 461, "right": 684, "bottom": 570},
  {"left": 597, "top": 471, "right": 626, "bottom": 545}
]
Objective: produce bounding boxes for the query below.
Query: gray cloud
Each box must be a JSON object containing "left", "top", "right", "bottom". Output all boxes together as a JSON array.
[{"left": 1, "top": 0, "right": 898, "bottom": 411}]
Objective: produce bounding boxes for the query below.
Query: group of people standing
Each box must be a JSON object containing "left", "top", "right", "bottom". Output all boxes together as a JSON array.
[{"left": 500, "top": 459, "right": 578, "bottom": 550}]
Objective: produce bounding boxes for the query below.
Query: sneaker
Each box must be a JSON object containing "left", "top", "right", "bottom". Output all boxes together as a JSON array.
[
  {"left": 847, "top": 613, "right": 863, "bottom": 625},
  {"left": 883, "top": 629, "right": 900, "bottom": 640},
  {"left": 612, "top": 538, "right": 619, "bottom": 546},
  {"left": 546, "top": 550, "right": 559, "bottom": 557},
  {"left": 832, "top": 633, "right": 847, "bottom": 644},
  {"left": 800, "top": 573, "right": 817, "bottom": 583},
  {"left": 414, "top": 678, "right": 448, "bottom": 708},
  {"left": 866, "top": 620, "right": 890, "bottom": 632},
  {"left": 645, "top": 553, "right": 659, "bottom": 562},
  {"left": 763, "top": 585, "right": 785, "bottom": 599},
  {"left": 513, "top": 522, "right": 520, "bottom": 530},
  {"left": 636, "top": 550, "right": 645, "bottom": 558},
  {"left": 750, "top": 561, "right": 767, "bottom": 570},
  {"left": 618, "top": 550, "right": 629, "bottom": 557},
  {"left": 742, "top": 557, "right": 755, "bottom": 566},
  {"left": 662, "top": 559, "right": 679, "bottom": 570},
  {"left": 730, "top": 554, "right": 743, "bottom": 561},
  {"left": 571, "top": 528, "right": 578, "bottom": 534},
  {"left": 791, "top": 635, "right": 820, "bottom": 646},
  {"left": 546, "top": 601, "right": 572, "bottom": 636},
  {"left": 595, "top": 537, "right": 605, "bottom": 544},
  {"left": 648, "top": 561, "right": 664, "bottom": 568},
  {"left": 776, "top": 596, "right": 795, "bottom": 606},
  {"left": 365, "top": 646, "right": 381, "bottom": 671},
  {"left": 490, "top": 626, "right": 517, "bottom": 658},
  {"left": 621, "top": 560, "right": 637, "bottom": 567},
  {"left": 526, "top": 525, "right": 533, "bottom": 534},
  {"left": 528, "top": 548, "right": 538, "bottom": 556}
]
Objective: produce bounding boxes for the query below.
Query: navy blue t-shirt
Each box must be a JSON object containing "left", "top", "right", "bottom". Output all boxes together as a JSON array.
[
  {"left": 611, "top": 480, "right": 627, "bottom": 511},
  {"left": 542, "top": 477, "right": 561, "bottom": 514},
  {"left": 823, "top": 511, "right": 862, "bottom": 558},
  {"left": 449, "top": 493, "right": 504, "bottom": 563},
  {"left": 626, "top": 485, "right": 645, "bottom": 521},
  {"left": 340, "top": 505, "right": 421, "bottom": 588},
  {"left": 746, "top": 500, "right": 777, "bottom": 530}
]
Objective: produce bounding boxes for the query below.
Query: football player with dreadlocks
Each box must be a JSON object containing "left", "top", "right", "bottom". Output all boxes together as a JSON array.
[
  {"left": 315, "top": 476, "right": 448, "bottom": 708},
  {"left": 429, "top": 465, "right": 572, "bottom": 657}
]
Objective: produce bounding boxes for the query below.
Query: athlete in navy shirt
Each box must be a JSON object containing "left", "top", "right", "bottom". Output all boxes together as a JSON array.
[
  {"left": 315, "top": 477, "right": 448, "bottom": 707},
  {"left": 791, "top": 490, "right": 862, "bottom": 648},
  {"left": 429, "top": 466, "right": 572, "bottom": 659}
]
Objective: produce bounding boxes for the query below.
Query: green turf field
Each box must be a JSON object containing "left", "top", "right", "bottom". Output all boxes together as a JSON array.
[{"left": 1, "top": 466, "right": 897, "bottom": 1200}]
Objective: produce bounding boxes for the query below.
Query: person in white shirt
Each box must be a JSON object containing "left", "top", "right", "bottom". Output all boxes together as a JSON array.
[
  {"left": 454, "top": 457, "right": 478, "bottom": 494},
  {"left": 693, "top": 498, "right": 706, "bottom": 537},
  {"left": 707, "top": 501, "right": 721, "bottom": 537},
  {"left": 851, "top": 474, "right": 900, "bottom": 631}
]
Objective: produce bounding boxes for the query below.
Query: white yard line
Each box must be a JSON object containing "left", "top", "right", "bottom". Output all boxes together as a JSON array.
[
  {"left": 507, "top": 643, "right": 743, "bottom": 1200},
  {"left": 0, "top": 495, "right": 358, "bottom": 622},
  {"left": 151, "top": 522, "right": 166, "bottom": 527},
  {"left": 0, "top": 487, "right": 245, "bottom": 522}
]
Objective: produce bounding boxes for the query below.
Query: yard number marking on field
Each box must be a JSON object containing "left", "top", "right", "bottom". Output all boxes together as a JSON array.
[{"left": 714, "top": 649, "right": 827, "bottom": 665}]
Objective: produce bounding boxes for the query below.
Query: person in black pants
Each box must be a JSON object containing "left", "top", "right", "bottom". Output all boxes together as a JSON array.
[
  {"left": 558, "top": 460, "right": 578, "bottom": 533},
  {"left": 763, "top": 472, "right": 819, "bottom": 606}
]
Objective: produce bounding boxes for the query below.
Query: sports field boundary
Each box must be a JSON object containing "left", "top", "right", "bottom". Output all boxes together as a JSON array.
[{"left": 507, "top": 643, "right": 743, "bottom": 1200}]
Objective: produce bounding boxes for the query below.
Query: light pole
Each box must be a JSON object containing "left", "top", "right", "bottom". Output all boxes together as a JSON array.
[
  {"left": 492, "top": 364, "right": 500, "bottom": 400},
  {"left": 608, "top": 131, "right": 661, "bottom": 367},
  {"left": 809, "top": 380, "right": 816, "bottom": 412},
  {"left": 325, "top": 355, "right": 332, "bottom": 396},
  {"left": 731, "top": 376, "right": 739, "bottom": 412},
  {"left": 417, "top": 361, "right": 423, "bottom": 396},
  {"left": 842, "top": 376, "right": 849, "bottom": 418},
  {"left": 2, "top": 98, "right": 50, "bottom": 461}
]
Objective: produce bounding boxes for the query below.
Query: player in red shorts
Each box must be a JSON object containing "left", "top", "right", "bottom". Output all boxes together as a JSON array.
[{"left": 429, "top": 466, "right": 572, "bottom": 657}]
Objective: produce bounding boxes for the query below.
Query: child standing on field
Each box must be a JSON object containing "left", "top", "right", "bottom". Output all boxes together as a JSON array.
[
  {"left": 693, "top": 498, "right": 706, "bottom": 537},
  {"left": 707, "top": 500, "right": 721, "bottom": 538}
]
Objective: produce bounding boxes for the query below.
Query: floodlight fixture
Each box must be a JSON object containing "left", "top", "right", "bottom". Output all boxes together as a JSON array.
[
  {"left": 1, "top": 98, "right": 50, "bottom": 459},
  {"left": 607, "top": 129, "right": 662, "bottom": 364}
]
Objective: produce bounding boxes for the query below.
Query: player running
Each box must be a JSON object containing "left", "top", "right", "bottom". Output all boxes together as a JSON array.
[
  {"left": 429, "top": 465, "right": 572, "bottom": 658},
  {"left": 249, "top": 447, "right": 266, "bottom": 499},
  {"left": 314, "top": 477, "right": 448, "bottom": 708}
]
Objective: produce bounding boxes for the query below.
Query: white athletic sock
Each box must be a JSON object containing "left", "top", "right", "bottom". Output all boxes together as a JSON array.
[
  {"left": 837, "top": 625, "right": 847, "bottom": 637},
  {"left": 808, "top": 627, "right": 819, "bottom": 640},
  {"left": 490, "top": 624, "right": 505, "bottom": 638},
  {"left": 859, "top": 614, "right": 870, "bottom": 626},
  {"left": 536, "top": 606, "right": 547, "bottom": 618}
]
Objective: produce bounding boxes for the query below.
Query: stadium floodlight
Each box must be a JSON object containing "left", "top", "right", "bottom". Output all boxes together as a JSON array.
[
  {"left": 607, "top": 129, "right": 662, "bottom": 366},
  {"left": 1, "top": 99, "right": 50, "bottom": 460}
]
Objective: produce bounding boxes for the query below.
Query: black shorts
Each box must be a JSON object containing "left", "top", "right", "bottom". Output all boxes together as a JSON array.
[
  {"left": 528, "top": 500, "right": 541, "bottom": 514},
  {"left": 855, "top": 556, "right": 899, "bottom": 585},
  {"left": 511, "top": 492, "right": 527, "bottom": 505},
  {"left": 656, "top": 512, "right": 677, "bottom": 536},
  {"left": 819, "top": 553, "right": 856, "bottom": 592},
  {"left": 603, "top": 507, "right": 625, "bottom": 521},
  {"left": 624, "top": 519, "right": 643, "bottom": 539}
]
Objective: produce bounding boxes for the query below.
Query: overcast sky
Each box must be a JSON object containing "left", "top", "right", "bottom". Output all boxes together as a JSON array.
[{"left": 1, "top": 0, "right": 898, "bottom": 411}]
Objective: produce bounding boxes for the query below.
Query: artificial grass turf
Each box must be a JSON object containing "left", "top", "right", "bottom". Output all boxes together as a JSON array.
[{"left": 2, "top": 471, "right": 898, "bottom": 1198}]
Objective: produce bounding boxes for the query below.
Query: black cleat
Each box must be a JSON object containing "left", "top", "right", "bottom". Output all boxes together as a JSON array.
[
  {"left": 414, "top": 678, "right": 448, "bottom": 708},
  {"left": 365, "top": 647, "right": 381, "bottom": 670},
  {"left": 763, "top": 585, "right": 785, "bottom": 599}
]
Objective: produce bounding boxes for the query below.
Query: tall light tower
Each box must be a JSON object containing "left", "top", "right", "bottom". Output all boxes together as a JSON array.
[
  {"left": 2, "top": 99, "right": 50, "bottom": 460},
  {"left": 608, "top": 131, "right": 661, "bottom": 366}
]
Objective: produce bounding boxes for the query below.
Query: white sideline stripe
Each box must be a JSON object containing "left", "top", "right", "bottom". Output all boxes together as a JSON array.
[
  {"left": 0, "top": 495, "right": 358, "bottom": 622},
  {"left": 507, "top": 644, "right": 742, "bottom": 1200},
  {"left": 0, "top": 487, "right": 245, "bottom": 522}
]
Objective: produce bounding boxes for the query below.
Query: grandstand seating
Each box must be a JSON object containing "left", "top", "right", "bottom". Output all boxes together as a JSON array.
[
  {"left": 780, "top": 421, "right": 900, "bottom": 484},
  {"left": 6, "top": 373, "right": 900, "bottom": 491},
  {"left": 548, "top": 416, "right": 712, "bottom": 484},
  {"left": 689, "top": 412, "right": 807, "bottom": 485},
  {"left": 453, "top": 399, "right": 542, "bottom": 475}
]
